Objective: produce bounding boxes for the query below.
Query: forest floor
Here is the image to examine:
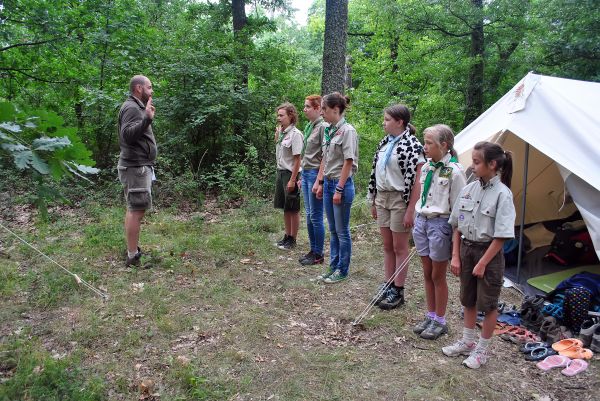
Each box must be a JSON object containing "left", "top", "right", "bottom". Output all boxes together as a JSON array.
[{"left": 0, "top": 196, "right": 598, "bottom": 401}]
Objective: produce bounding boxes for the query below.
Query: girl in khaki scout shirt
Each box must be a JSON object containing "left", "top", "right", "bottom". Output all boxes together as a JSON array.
[
  {"left": 274, "top": 103, "right": 304, "bottom": 250},
  {"left": 367, "top": 104, "right": 425, "bottom": 309},
  {"left": 314, "top": 92, "right": 358, "bottom": 284},
  {"left": 412, "top": 124, "right": 467, "bottom": 340},
  {"left": 443, "top": 141, "right": 516, "bottom": 369},
  {"left": 299, "top": 95, "right": 327, "bottom": 266}
]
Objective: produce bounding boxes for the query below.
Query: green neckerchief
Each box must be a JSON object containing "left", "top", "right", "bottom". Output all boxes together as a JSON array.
[
  {"left": 277, "top": 125, "right": 293, "bottom": 144},
  {"left": 420, "top": 156, "right": 458, "bottom": 207},
  {"left": 324, "top": 117, "right": 346, "bottom": 145},
  {"left": 303, "top": 117, "right": 322, "bottom": 151}
]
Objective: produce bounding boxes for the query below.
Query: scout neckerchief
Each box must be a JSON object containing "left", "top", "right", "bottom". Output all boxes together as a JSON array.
[
  {"left": 378, "top": 127, "right": 409, "bottom": 173},
  {"left": 303, "top": 117, "right": 322, "bottom": 153},
  {"left": 420, "top": 154, "right": 458, "bottom": 207},
  {"left": 324, "top": 117, "right": 346, "bottom": 145},
  {"left": 277, "top": 125, "right": 293, "bottom": 144}
]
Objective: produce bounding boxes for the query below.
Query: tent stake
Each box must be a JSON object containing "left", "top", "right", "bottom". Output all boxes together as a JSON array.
[{"left": 516, "top": 143, "right": 530, "bottom": 283}]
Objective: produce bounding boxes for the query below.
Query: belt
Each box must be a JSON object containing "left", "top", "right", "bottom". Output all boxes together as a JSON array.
[
  {"left": 461, "top": 236, "right": 492, "bottom": 247},
  {"left": 417, "top": 213, "right": 449, "bottom": 220}
]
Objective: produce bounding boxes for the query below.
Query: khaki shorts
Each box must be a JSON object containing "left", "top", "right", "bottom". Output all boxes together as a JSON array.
[
  {"left": 274, "top": 169, "right": 300, "bottom": 211},
  {"left": 117, "top": 165, "right": 153, "bottom": 211},
  {"left": 374, "top": 191, "right": 408, "bottom": 233},
  {"left": 459, "top": 239, "right": 505, "bottom": 312}
]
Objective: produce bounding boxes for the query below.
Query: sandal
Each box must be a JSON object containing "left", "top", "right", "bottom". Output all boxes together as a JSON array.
[
  {"left": 524, "top": 346, "right": 557, "bottom": 361},
  {"left": 493, "top": 323, "right": 514, "bottom": 335},
  {"left": 520, "top": 295, "right": 545, "bottom": 312},
  {"left": 536, "top": 354, "right": 571, "bottom": 371},
  {"left": 500, "top": 326, "right": 525, "bottom": 341},
  {"left": 559, "top": 346, "right": 593, "bottom": 360},
  {"left": 519, "top": 341, "right": 551, "bottom": 353},
  {"left": 539, "top": 316, "right": 558, "bottom": 341},
  {"left": 561, "top": 359, "right": 589, "bottom": 376},
  {"left": 552, "top": 338, "right": 583, "bottom": 352}
]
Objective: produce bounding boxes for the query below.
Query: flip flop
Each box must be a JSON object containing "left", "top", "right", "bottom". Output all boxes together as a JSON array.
[
  {"left": 536, "top": 355, "right": 571, "bottom": 371},
  {"left": 559, "top": 346, "right": 594, "bottom": 360},
  {"left": 513, "top": 331, "right": 540, "bottom": 345},
  {"left": 494, "top": 324, "right": 515, "bottom": 335},
  {"left": 500, "top": 327, "right": 526, "bottom": 342},
  {"left": 524, "top": 347, "right": 557, "bottom": 361},
  {"left": 561, "top": 359, "right": 589, "bottom": 376},
  {"left": 519, "top": 341, "right": 551, "bottom": 353},
  {"left": 552, "top": 338, "right": 583, "bottom": 352}
]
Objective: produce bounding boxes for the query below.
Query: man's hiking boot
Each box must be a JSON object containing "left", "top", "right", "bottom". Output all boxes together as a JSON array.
[{"left": 125, "top": 247, "right": 142, "bottom": 267}]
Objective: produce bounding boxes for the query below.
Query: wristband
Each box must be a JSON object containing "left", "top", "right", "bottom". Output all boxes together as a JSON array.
[{"left": 335, "top": 186, "right": 344, "bottom": 194}]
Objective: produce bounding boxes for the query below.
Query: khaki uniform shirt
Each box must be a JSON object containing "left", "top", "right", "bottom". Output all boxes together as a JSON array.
[
  {"left": 302, "top": 117, "right": 327, "bottom": 170},
  {"left": 276, "top": 125, "right": 304, "bottom": 172},
  {"left": 416, "top": 153, "right": 467, "bottom": 217},
  {"left": 449, "top": 175, "right": 516, "bottom": 242},
  {"left": 375, "top": 140, "right": 426, "bottom": 193},
  {"left": 323, "top": 120, "right": 359, "bottom": 179}
]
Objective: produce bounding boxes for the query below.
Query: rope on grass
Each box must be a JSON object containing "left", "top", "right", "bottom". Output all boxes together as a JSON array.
[
  {"left": 0, "top": 221, "right": 109, "bottom": 301},
  {"left": 352, "top": 248, "right": 417, "bottom": 326}
]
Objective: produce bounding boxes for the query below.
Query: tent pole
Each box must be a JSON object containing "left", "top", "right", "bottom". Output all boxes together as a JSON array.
[{"left": 516, "top": 143, "right": 530, "bottom": 283}]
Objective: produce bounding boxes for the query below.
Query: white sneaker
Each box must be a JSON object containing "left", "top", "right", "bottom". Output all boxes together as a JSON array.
[
  {"left": 442, "top": 340, "right": 476, "bottom": 357},
  {"left": 462, "top": 349, "right": 489, "bottom": 369}
]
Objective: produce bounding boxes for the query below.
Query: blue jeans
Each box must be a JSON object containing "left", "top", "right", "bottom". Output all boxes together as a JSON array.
[
  {"left": 301, "top": 168, "right": 325, "bottom": 255},
  {"left": 324, "top": 177, "right": 355, "bottom": 276}
]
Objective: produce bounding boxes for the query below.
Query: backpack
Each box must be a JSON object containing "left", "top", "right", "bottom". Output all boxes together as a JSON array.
[{"left": 545, "top": 225, "right": 599, "bottom": 266}]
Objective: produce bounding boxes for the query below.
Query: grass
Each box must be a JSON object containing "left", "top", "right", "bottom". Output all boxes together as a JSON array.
[{"left": 1, "top": 197, "right": 598, "bottom": 400}]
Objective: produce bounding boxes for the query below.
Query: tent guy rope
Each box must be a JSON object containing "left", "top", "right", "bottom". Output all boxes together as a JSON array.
[{"left": 0, "top": 221, "right": 109, "bottom": 301}]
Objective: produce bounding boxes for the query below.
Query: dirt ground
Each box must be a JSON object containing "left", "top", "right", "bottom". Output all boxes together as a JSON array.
[{"left": 0, "top": 201, "right": 598, "bottom": 400}]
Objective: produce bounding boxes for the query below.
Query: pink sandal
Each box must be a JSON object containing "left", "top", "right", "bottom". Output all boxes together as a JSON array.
[
  {"left": 561, "top": 359, "right": 589, "bottom": 376},
  {"left": 536, "top": 355, "right": 571, "bottom": 371}
]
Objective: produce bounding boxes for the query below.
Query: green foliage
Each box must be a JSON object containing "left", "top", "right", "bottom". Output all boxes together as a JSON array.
[
  {"left": 0, "top": 101, "right": 99, "bottom": 218},
  {"left": 0, "top": 338, "right": 105, "bottom": 401}
]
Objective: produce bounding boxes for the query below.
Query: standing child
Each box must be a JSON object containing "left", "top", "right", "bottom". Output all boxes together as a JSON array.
[
  {"left": 367, "top": 104, "right": 425, "bottom": 309},
  {"left": 442, "top": 141, "right": 516, "bottom": 369},
  {"left": 299, "top": 95, "right": 327, "bottom": 266},
  {"left": 314, "top": 92, "right": 358, "bottom": 284},
  {"left": 412, "top": 125, "right": 467, "bottom": 339},
  {"left": 274, "top": 103, "right": 304, "bottom": 250}
]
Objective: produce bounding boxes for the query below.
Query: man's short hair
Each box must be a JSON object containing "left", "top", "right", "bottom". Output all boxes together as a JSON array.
[{"left": 129, "top": 75, "right": 147, "bottom": 94}]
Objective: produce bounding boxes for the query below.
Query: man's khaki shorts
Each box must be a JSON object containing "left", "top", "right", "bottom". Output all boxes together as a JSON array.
[
  {"left": 374, "top": 191, "right": 408, "bottom": 233},
  {"left": 459, "top": 239, "right": 505, "bottom": 312},
  {"left": 117, "top": 165, "right": 153, "bottom": 211}
]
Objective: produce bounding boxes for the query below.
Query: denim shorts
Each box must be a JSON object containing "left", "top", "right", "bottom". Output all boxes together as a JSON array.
[{"left": 412, "top": 214, "right": 452, "bottom": 262}]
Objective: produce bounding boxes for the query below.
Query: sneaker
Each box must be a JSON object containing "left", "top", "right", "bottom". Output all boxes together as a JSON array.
[
  {"left": 420, "top": 320, "right": 448, "bottom": 340},
  {"left": 413, "top": 317, "right": 433, "bottom": 335},
  {"left": 276, "top": 234, "right": 290, "bottom": 247},
  {"left": 277, "top": 236, "right": 296, "bottom": 250},
  {"left": 462, "top": 348, "right": 489, "bottom": 369},
  {"left": 125, "top": 247, "right": 142, "bottom": 267},
  {"left": 299, "top": 251, "right": 313, "bottom": 262},
  {"left": 442, "top": 340, "right": 476, "bottom": 357},
  {"left": 300, "top": 252, "right": 324, "bottom": 266},
  {"left": 317, "top": 267, "right": 334, "bottom": 281},
  {"left": 373, "top": 283, "right": 390, "bottom": 306},
  {"left": 323, "top": 270, "right": 347, "bottom": 284},
  {"left": 378, "top": 287, "right": 404, "bottom": 310}
]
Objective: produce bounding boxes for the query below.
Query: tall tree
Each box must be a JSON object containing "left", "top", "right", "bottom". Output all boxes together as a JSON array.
[
  {"left": 463, "top": 0, "right": 484, "bottom": 126},
  {"left": 321, "top": 0, "right": 348, "bottom": 94}
]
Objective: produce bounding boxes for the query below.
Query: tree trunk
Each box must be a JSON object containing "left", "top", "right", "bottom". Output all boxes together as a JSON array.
[
  {"left": 321, "top": 0, "right": 348, "bottom": 95},
  {"left": 463, "top": 0, "right": 484, "bottom": 127},
  {"left": 231, "top": 0, "right": 249, "bottom": 140}
]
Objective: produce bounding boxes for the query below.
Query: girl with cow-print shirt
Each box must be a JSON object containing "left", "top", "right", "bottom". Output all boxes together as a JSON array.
[{"left": 367, "top": 104, "right": 425, "bottom": 310}]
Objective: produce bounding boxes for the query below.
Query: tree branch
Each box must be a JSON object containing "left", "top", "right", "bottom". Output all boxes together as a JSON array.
[
  {"left": 0, "top": 37, "right": 67, "bottom": 52},
  {"left": 2, "top": 68, "right": 68, "bottom": 84}
]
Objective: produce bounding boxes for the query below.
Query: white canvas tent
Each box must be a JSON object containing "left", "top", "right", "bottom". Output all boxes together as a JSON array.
[{"left": 454, "top": 73, "right": 600, "bottom": 271}]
